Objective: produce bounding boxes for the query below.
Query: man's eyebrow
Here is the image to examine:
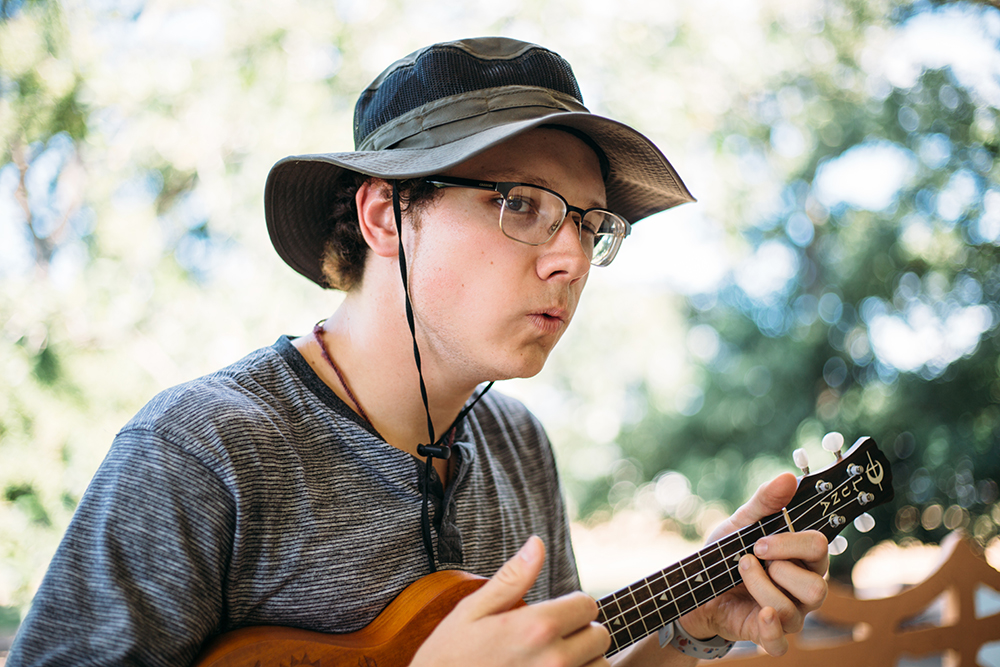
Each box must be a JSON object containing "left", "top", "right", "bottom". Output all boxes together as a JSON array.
[{"left": 485, "top": 171, "right": 607, "bottom": 209}]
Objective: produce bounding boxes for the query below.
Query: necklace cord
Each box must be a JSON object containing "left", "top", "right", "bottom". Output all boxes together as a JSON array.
[{"left": 312, "top": 323, "right": 378, "bottom": 432}]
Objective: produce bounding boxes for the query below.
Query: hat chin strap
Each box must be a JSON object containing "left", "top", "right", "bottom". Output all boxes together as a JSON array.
[{"left": 391, "top": 181, "right": 493, "bottom": 573}]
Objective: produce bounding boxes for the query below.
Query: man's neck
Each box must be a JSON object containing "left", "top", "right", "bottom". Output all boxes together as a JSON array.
[{"left": 293, "top": 286, "right": 480, "bottom": 461}]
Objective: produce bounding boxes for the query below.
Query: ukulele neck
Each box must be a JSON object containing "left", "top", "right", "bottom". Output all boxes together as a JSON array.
[{"left": 596, "top": 519, "right": 771, "bottom": 656}]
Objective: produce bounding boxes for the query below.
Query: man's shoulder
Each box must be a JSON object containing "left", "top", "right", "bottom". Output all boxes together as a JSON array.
[
  {"left": 468, "top": 388, "right": 551, "bottom": 457},
  {"left": 474, "top": 389, "right": 541, "bottom": 428},
  {"left": 114, "top": 338, "right": 330, "bottom": 457},
  {"left": 131, "top": 343, "right": 287, "bottom": 422}
]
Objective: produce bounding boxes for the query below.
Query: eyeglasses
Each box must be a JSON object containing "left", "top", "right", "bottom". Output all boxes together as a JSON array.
[{"left": 425, "top": 176, "right": 631, "bottom": 267}]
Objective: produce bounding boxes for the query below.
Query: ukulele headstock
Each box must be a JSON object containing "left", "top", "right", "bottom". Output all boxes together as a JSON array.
[{"left": 787, "top": 436, "right": 893, "bottom": 551}]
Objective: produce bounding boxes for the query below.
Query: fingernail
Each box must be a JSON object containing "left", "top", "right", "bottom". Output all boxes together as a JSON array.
[
  {"left": 754, "top": 540, "right": 768, "bottom": 557},
  {"left": 740, "top": 555, "right": 752, "bottom": 571},
  {"left": 519, "top": 536, "right": 538, "bottom": 561}
]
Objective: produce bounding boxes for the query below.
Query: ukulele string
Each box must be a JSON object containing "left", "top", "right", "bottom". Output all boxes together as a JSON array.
[{"left": 600, "top": 474, "right": 868, "bottom": 637}]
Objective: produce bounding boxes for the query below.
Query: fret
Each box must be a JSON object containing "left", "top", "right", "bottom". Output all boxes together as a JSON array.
[
  {"left": 608, "top": 628, "right": 623, "bottom": 656},
  {"left": 699, "top": 542, "right": 726, "bottom": 598},
  {"left": 597, "top": 593, "right": 624, "bottom": 635},
  {"left": 645, "top": 570, "right": 677, "bottom": 622},
  {"left": 683, "top": 553, "right": 715, "bottom": 609},
  {"left": 742, "top": 520, "right": 767, "bottom": 545},
  {"left": 634, "top": 576, "right": 666, "bottom": 636},
  {"left": 604, "top": 602, "right": 626, "bottom": 658},
  {"left": 718, "top": 533, "right": 748, "bottom": 589},
  {"left": 735, "top": 528, "right": 748, "bottom": 566},
  {"left": 597, "top": 589, "right": 634, "bottom": 655},
  {"left": 667, "top": 559, "right": 698, "bottom": 619},
  {"left": 600, "top": 588, "right": 638, "bottom": 649},
  {"left": 598, "top": 596, "right": 624, "bottom": 657},
  {"left": 618, "top": 587, "right": 643, "bottom": 641}
]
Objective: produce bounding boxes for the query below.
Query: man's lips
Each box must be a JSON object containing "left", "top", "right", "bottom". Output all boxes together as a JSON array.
[{"left": 528, "top": 308, "right": 568, "bottom": 334}]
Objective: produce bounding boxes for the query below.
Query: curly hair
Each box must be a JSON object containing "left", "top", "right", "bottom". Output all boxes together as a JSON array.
[{"left": 319, "top": 175, "right": 442, "bottom": 291}]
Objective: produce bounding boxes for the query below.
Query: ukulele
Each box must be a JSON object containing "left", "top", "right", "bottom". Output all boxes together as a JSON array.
[{"left": 195, "top": 436, "right": 892, "bottom": 666}]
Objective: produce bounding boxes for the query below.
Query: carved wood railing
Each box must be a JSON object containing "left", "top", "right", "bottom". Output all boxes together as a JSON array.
[{"left": 718, "top": 532, "right": 1000, "bottom": 666}]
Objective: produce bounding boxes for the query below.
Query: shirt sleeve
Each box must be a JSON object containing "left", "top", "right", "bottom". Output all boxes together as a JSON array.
[{"left": 7, "top": 429, "right": 236, "bottom": 667}]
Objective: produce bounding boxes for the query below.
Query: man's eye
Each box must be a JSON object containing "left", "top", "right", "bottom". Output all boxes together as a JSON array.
[
  {"left": 581, "top": 214, "right": 607, "bottom": 236},
  {"left": 505, "top": 196, "right": 532, "bottom": 214}
]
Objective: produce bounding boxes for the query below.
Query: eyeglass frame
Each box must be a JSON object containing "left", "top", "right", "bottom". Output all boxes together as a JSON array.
[{"left": 424, "top": 175, "right": 631, "bottom": 267}]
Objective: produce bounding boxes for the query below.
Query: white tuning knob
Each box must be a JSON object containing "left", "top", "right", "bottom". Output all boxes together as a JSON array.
[
  {"left": 828, "top": 535, "right": 848, "bottom": 555},
  {"left": 793, "top": 448, "right": 810, "bottom": 474},
  {"left": 822, "top": 432, "right": 845, "bottom": 457},
  {"left": 854, "top": 513, "right": 875, "bottom": 533}
]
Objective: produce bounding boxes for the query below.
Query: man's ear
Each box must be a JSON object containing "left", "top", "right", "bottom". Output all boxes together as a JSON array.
[{"left": 357, "top": 179, "right": 399, "bottom": 258}]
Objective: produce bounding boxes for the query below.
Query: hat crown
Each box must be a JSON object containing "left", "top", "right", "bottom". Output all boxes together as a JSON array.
[{"left": 353, "top": 37, "right": 583, "bottom": 149}]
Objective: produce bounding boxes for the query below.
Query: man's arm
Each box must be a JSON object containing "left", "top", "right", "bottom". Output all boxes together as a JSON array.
[{"left": 7, "top": 431, "right": 235, "bottom": 667}]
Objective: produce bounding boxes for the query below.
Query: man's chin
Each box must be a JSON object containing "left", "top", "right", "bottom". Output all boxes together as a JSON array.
[{"left": 510, "top": 351, "right": 552, "bottom": 380}]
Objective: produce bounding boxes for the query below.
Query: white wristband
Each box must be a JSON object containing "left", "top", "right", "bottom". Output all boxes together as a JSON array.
[{"left": 658, "top": 620, "right": 735, "bottom": 659}]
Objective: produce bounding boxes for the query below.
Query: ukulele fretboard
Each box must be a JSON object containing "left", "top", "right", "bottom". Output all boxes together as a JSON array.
[{"left": 596, "top": 520, "right": 769, "bottom": 656}]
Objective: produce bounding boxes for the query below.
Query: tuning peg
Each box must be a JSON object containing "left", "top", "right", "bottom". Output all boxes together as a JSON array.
[
  {"left": 793, "top": 448, "right": 810, "bottom": 474},
  {"left": 822, "top": 432, "right": 845, "bottom": 461},
  {"left": 828, "top": 535, "right": 848, "bottom": 555},
  {"left": 854, "top": 513, "right": 875, "bottom": 533}
]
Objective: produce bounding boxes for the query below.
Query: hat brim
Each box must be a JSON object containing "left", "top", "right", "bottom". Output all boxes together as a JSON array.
[{"left": 265, "top": 110, "right": 695, "bottom": 287}]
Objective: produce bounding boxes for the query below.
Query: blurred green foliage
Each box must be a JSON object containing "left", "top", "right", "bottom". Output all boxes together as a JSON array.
[
  {"left": 556, "top": 0, "right": 1000, "bottom": 583},
  {"left": 1, "top": 0, "right": 998, "bottom": 632}
]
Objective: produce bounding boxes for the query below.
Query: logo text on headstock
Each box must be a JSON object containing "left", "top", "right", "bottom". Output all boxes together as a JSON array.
[{"left": 865, "top": 451, "right": 884, "bottom": 488}]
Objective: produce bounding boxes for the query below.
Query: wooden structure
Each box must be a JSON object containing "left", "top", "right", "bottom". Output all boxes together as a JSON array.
[{"left": 719, "top": 533, "right": 1000, "bottom": 666}]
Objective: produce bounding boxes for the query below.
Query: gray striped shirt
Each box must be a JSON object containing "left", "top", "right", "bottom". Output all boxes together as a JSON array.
[{"left": 9, "top": 336, "right": 579, "bottom": 666}]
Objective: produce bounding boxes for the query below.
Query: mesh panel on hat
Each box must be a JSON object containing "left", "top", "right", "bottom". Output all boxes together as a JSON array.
[{"left": 354, "top": 44, "right": 582, "bottom": 148}]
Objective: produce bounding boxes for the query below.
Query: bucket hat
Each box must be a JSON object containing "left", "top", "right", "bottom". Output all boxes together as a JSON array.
[{"left": 265, "top": 36, "right": 695, "bottom": 287}]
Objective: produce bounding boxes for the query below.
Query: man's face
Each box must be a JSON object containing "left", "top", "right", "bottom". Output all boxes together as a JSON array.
[{"left": 405, "top": 127, "right": 605, "bottom": 388}]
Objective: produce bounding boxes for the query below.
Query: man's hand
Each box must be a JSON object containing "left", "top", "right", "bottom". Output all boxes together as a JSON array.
[
  {"left": 410, "top": 536, "right": 611, "bottom": 667},
  {"left": 678, "top": 473, "right": 829, "bottom": 657}
]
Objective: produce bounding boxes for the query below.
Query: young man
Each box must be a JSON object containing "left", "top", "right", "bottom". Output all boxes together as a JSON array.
[{"left": 9, "top": 38, "right": 828, "bottom": 666}]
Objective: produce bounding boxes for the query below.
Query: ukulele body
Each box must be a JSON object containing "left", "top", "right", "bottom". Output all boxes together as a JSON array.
[{"left": 194, "top": 569, "right": 498, "bottom": 667}]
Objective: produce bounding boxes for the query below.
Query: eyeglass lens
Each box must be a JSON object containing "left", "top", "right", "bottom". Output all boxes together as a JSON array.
[{"left": 499, "top": 186, "right": 621, "bottom": 265}]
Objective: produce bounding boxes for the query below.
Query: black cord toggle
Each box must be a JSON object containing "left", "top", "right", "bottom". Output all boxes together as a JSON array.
[{"left": 417, "top": 443, "right": 452, "bottom": 459}]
